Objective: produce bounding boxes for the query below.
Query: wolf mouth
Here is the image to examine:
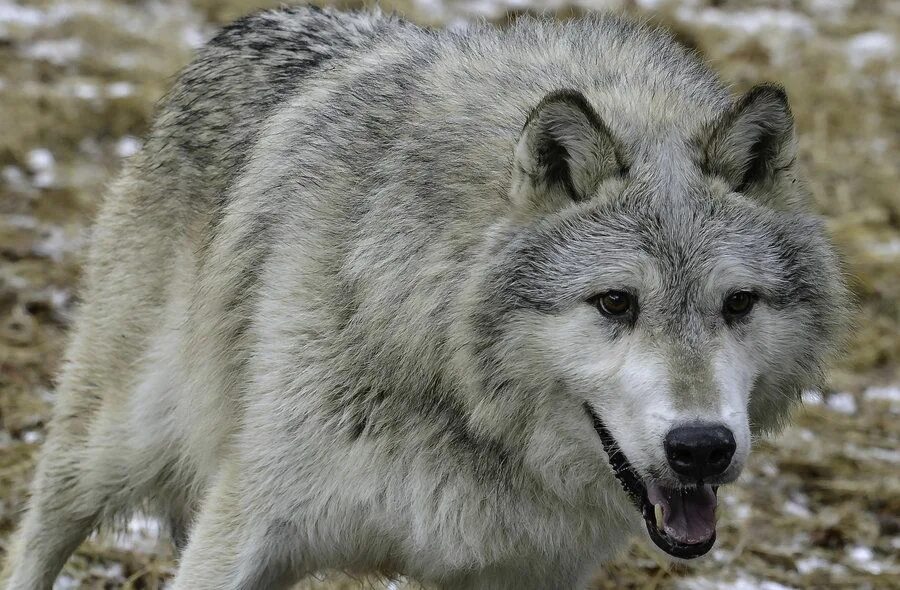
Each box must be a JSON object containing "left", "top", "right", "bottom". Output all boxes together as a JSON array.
[{"left": 584, "top": 404, "right": 717, "bottom": 559}]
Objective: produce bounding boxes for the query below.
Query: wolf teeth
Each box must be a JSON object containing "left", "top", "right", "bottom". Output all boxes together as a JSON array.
[{"left": 654, "top": 504, "right": 664, "bottom": 531}]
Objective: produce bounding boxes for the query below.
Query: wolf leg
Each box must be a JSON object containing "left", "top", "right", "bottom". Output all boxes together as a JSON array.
[
  {"left": 169, "top": 467, "right": 301, "bottom": 590},
  {"left": 1, "top": 371, "right": 169, "bottom": 589},
  {"left": 1, "top": 435, "right": 107, "bottom": 590}
]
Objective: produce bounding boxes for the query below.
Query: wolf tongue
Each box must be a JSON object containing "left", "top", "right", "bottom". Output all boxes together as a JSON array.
[{"left": 647, "top": 483, "right": 717, "bottom": 545}]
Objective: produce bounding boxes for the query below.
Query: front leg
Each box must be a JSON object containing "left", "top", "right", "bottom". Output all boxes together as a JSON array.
[{"left": 170, "top": 465, "right": 302, "bottom": 590}]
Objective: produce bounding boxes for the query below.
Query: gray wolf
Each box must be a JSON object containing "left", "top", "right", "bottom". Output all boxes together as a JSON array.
[{"left": 2, "top": 5, "right": 848, "bottom": 589}]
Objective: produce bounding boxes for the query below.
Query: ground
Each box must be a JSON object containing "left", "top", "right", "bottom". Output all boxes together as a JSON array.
[{"left": 0, "top": 0, "right": 897, "bottom": 588}]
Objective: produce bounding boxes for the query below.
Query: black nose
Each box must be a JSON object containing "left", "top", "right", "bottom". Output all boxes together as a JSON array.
[{"left": 664, "top": 425, "right": 736, "bottom": 481}]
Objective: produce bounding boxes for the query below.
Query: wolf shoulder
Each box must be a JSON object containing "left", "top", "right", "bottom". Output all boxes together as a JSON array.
[{"left": 129, "top": 6, "right": 405, "bottom": 215}]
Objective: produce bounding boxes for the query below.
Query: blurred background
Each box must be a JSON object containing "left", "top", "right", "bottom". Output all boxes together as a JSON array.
[{"left": 0, "top": 0, "right": 897, "bottom": 588}]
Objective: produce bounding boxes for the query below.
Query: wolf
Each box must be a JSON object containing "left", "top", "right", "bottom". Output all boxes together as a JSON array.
[{"left": 2, "top": 5, "right": 848, "bottom": 589}]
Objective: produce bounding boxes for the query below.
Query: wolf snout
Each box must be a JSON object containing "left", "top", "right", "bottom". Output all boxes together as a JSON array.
[{"left": 664, "top": 425, "right": 736, "bottom": 482}]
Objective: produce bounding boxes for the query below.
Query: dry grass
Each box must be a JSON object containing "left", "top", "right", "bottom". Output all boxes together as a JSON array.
[{"left": 0, "top": 0, "right": 897, "bottom": 588}]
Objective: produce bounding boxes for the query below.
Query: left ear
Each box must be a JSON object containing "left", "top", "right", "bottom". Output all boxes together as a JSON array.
[
  {"left": 701, "top": 84, "right": 799, "bottom": 205},
  {"left": 511, "top": 90, "right": 627, "bottom": 215}
]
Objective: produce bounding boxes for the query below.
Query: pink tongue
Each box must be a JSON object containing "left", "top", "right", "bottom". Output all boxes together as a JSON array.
[{"left": 647, "top": 483, "right": 717, "bottom": 545}]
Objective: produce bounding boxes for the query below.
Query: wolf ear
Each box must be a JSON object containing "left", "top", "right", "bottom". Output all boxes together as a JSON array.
[
  {"left": 512, "top": 90, "right": 627, "bottom": 214},
  {"left": 702, "top": 84, "right": 798, "bottom": 203}
]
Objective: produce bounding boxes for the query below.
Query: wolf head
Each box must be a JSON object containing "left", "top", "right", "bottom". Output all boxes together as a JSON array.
[{"left": 465, "top": 87, "right": 849, "bottom": 558}]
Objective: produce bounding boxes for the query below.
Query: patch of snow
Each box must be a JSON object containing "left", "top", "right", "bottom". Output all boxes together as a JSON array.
[
  {"left": 759, "top": 459, "right": 778, "bottom": 477},
  {"left": 846, "top": 545, "right": 890, "bottom": 574},
  {"left": 463, "top": 0, "right": 505, "bottom": 18},
  {"left": 848, "top": 544, "right": 874, "bottom": 562},
  {"left": 779, "top": 533, "right": 809, "bottom": 554},
  {"left": 865, "top": 238, "right": 900, "bottom": 258},
  {"left": 0, "top": 268, "right": 29, "bottom": 290},
  {"left": 678, "top": 576, "right": 796, "bottom": 590},
  {"left": 846, "top": 31, "right": 896, "bottom": 69},
  {"left": 50, "top": 287, "right": 72, "bottom": 311},
  {"left": 113, "top": 52, "right": 140, "bottom": 69},
  {"left": 864, "top": 385, "right": 900, "bottom": 402},
  {"left": 826, "top": 392, "right": 856, "bottom": 414},
  {"left": 30, "top": 225, "right": 83, "bottom": 262},
  {"left": 801, "top": 389, "right": 822, "bottom": 405},
  {"left": 635, "top": 0, "right": 669, "bottom": 9},
  {"left": 830, "top": 562, "right": 849, "bottom": 576},
  {"left": 26, "top": 148, "right": 56, "bottom": 188},
  {"left": 22, "top": 38, "right": 84, "bottom": 65},
  {"left": 33, "top": 170, "right": 54, "bottom": 189},
  {"left": 446, "top": 17, "right": 472, "bottom": 31},
  {"left": 52, "top": 574, "right": 80, "bottom": 590},
  {"left": 71, "top": 81, "right": 100, "bottom": 101},
  {"left": 88, "top": 562, "right": 123, "bottom": 581},
  {"left": 675, "top": 7, "right": 814, "bottom": 37},
  {"left": 38, "top": 387, "right": 55, "bottom": 403},
  {"left": 2, "top": 165, "right": 29, "bottom": 192},
  {"left": 0, "top": 1, "right": 80, "bottom": 35},
  {"left": 845, "top": 444, "right": 900, "bottom": 465},
  {"left": 79, "top": 137, "right": 102, "bottom": 157},
  {"left": 796, "top": 555, "right": 831, "bottom": 574},
  {"left": 106, "top": 81, "right": 135, "bottom": 99},
  {"left": 783, "top": 494, "right": 812, "bottom": 518},
  {"left": 414, "top": 0, "right": 448, "bottom": 19},
  {"left": 108, "top": 514, "right": 163, "bottom": 553},
  {"left": 797, "top": 428, "right": 815, "bottom": 442},
  {"left": 0, "top": 2, "right": 44, "bottom": 28},
  {"left": 805, "top": 0, "right": 853, "bottom": 23},
  {"left": 115, "top": 136, "right": 142, "bottom": 159},
  {"left": 182, "top": 24, "right": 207, "bottom": 48},
  {"left": 675, "top": 576, "right": 716, "bottom": 590},
  {"left": 22, "top": 430, "right": 43, "bottom": 444},
  {"left": 35, "top": 286, "right": 72, "bottom": 313},
  {"left": 26, "top": 148, "right": 54, "bottom": 172},
  {"left": 733, "top": 504, "right": 752, "bottom": 522},
  {"left": 3, "top": 214, "right": 37, "bottom": 229}
]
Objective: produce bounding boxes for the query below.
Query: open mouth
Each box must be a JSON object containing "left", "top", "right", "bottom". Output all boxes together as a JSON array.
[{"left": 584, "top": 404, "right": 717, "bottom": 559}]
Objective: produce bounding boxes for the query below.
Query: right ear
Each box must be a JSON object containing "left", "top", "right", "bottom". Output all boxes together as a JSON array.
[
  {"left": 511, "top": 90, "right": 628, "bottom": 214},
  {"left": 699, "top": 84, "right": 799, "bottom": 205}
]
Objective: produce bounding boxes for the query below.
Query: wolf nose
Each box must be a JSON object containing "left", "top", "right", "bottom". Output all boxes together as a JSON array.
[{"left": 664, "top": 425, "right": 736, "bottom": 481}]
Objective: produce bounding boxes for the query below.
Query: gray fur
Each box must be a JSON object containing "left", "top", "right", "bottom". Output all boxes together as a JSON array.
[{"left": 2, "top": 6, "right": 848, "bottom": 589}]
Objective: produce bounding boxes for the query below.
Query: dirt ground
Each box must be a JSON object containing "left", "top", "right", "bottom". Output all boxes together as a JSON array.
[{"left": 0, "top": 0, "right": 898, "bottom": 588}]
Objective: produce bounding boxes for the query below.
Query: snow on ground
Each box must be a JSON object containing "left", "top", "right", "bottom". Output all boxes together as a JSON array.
[
  {"left": 115, "top": 136, "right": 143, "bottom": 159},
  {"left": 674, "top": 6, "right": 815, "bottom": 37},
  {"left": 826, "top": 391, "right": 857, "bottom": 414},
  {"left": 846, "top": 31, "right": 896, "bottom": 69},
  {"left": 21, "top": 38, "right": 85, "bottom": 65},
  {"left": 864, "top": 385, "right": 900, "bottom": 403},
  {"left": 677, "top": 575, "right": 797, "bottom": 590},
  {"left": 109, "top": 515, "right": 164, "bottom": 554}
]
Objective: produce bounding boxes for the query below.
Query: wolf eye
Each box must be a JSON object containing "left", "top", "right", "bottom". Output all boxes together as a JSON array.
[
  {"left": 723, "top": 291, "right": 757, "bottom": 319},
  {"left": 592, "top": 290, "right": 633, "bottom": 317}
]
